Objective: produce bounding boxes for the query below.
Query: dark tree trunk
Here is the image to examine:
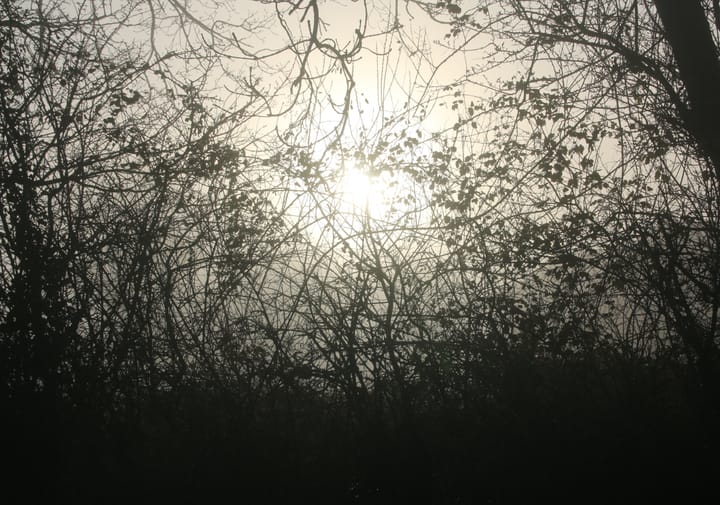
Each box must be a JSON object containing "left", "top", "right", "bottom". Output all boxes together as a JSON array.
[
  {"left": 654, "top": 0, "right": 720, "bottom": 177},
  {"left": 653, "top": 0, "right": 720, "bottom": 421}
]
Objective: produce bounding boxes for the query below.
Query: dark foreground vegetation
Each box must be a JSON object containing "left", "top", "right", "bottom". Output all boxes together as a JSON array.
[
  {"left": 6, "top": 353, "right": 719, "bottom": 504},
  {"left": 2, "top": 1, "right": 720, "bottom": 503}
]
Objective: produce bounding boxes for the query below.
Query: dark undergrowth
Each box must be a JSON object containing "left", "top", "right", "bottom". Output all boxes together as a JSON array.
[{"left": 4, "top": 355, "right": 718, "bottom": 505}]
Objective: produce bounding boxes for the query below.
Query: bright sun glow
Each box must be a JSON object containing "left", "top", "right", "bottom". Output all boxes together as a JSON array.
[
  {"left": 291, "top": 155, "right": 430, "bottom": 248},
  {"left": 336, "top": 165, "right": 386, "bottom": 216}
]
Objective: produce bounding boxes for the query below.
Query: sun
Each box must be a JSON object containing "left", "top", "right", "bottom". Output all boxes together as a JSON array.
[
  {"left": 335, "top": 162, "right": 387, "bottom": 218},
  {"left": 290, "top": 154, "right": 429, "bottom": 247}
]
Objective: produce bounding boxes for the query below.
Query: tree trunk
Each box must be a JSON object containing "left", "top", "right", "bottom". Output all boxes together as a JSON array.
[{"left": 654, "top": 0, "right": 720, "bottom": 177}]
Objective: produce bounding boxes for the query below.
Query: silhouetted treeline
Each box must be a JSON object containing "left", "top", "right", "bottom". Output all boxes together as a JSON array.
[
  {"left": 4, "top": 347, "right": 717, "bottom": 503},
  {"left": 2, "top": 1, "right": 720, "bottom": 504}
]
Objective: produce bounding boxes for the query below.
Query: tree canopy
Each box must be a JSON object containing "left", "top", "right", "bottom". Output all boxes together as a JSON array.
[{"left": 2, "top": 0, "right": 719, "bottom": 503}]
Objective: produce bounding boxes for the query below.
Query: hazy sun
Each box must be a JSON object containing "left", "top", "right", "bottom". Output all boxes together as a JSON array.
[
  {"left": 293, "top": 156, "right": 428, "bottom": 246},
  {"left": 335, "top": 163, "right": 387, "bottom": 217}
]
